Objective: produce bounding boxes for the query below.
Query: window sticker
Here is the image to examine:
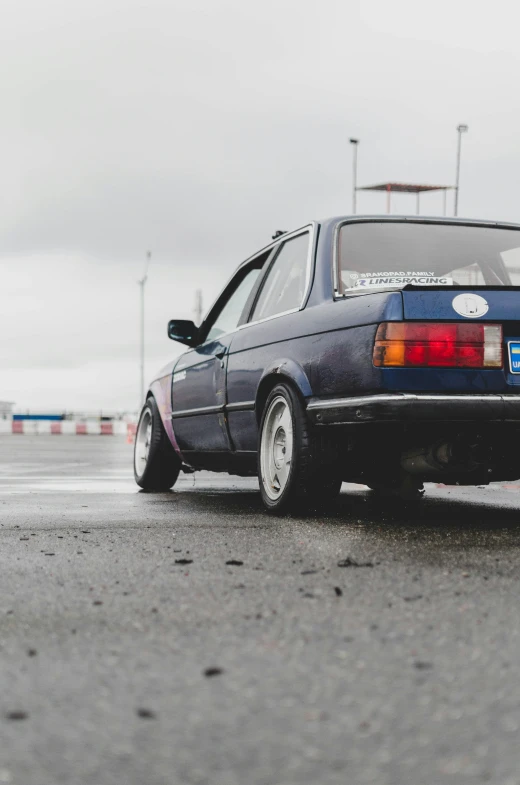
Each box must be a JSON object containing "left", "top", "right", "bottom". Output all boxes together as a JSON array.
[{"left": 345, "top": 272, "right": 453, "bottom": 289}]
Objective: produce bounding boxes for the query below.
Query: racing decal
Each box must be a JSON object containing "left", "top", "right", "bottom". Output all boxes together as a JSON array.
[
  {"left": 173, "top": 370, "right": 187, "bottom": 383},
  {"left": 353, "top": 276, "right": 452, "bottom": 288},
  {"left": 352, "top": 270, "right": 436, "bottom": 277},
  {"left": 451, "top": 293, "right": 489, "bottom": 318}
]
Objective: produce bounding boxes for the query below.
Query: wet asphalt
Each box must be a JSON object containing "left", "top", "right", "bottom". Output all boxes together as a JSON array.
[{"left": 2, "top": 436, "right": 520, "bottom": 785}]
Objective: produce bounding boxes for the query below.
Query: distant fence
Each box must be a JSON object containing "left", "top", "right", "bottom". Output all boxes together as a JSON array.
[
  {"left": 12, "top": 411, "right": 137, "bottom": 422},
  {"left": 13, "top": 414, "right": 63, "bottom": 421}
]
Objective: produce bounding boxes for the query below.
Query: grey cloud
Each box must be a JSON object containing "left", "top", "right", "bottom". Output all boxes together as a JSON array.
[{"left": 3, "top": 0, "right": 520, "bottom": 408}]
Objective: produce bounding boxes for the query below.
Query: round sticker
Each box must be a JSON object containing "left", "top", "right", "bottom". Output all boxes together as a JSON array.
[{"left": 452, "top": 293, "right": 489, "bottom": 318}]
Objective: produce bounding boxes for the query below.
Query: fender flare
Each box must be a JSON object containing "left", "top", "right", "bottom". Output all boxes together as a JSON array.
[
  {"left": 255, "top": 358, "right": 313, "bottom": 422},
  {"left": 148, "top": 377, "right": 183, "bottom": 459}
]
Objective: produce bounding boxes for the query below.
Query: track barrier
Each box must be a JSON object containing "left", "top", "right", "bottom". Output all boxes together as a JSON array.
[{"left": 7, "top": 420, "right": 134, "bottom": 436}]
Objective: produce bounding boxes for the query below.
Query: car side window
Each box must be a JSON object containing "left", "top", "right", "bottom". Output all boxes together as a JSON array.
[
  {"left": 250, "top": 233, "right": 310, "bottom": 322},
  {"left": 204, "top": 266, "right": 262, "bottom": 343}
]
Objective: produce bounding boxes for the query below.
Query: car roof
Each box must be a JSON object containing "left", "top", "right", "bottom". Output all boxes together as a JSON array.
[{"left": 320, "top": 215, "right": 520, "bottom": 231}]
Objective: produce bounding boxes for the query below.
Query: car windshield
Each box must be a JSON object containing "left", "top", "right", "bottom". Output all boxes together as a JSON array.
[{"left": 338, "top": 222, "right": 520, "bottom": 294}]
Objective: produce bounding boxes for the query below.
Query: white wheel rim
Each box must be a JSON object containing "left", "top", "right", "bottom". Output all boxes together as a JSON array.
[
  {"left": 134, "top": 406, "right": 152, "bottom": 477},
  {"left": 260, "top": 395, "right": 294, "bottom": 501}
]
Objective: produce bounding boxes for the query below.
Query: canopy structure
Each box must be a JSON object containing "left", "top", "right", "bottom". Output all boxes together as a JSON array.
[{"left": 357, "top": 182, "right": 453, "bottom": 215}]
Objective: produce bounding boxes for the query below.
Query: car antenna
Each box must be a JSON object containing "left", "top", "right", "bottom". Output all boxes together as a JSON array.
[{"left": 272, "top": 230, "right": 287, "bottom": 239}]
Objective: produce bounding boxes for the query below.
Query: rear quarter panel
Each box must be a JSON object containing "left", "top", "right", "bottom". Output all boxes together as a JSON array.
[{"left": 226, "top": 291, "right": 403, "bottom": 450}]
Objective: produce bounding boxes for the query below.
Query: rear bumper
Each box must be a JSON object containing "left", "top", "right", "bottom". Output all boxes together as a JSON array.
[{"left": 306, "top": 393, "right": 520, "bottom": 425}]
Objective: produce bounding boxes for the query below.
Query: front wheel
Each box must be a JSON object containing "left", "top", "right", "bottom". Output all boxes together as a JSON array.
[
  {"left": 258, "top": 383, "right": 342, "bottom": 514},
  {"left": 134, "top": 396, "right": 181, "bottom": 490}
]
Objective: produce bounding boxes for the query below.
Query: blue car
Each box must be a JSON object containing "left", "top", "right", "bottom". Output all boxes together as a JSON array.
[{"left": 134, "top": 216, "right": 520, "bottom": 512}]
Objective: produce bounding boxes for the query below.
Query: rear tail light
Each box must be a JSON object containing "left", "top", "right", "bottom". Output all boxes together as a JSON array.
[{"left": 373, "top": 322, "right": 503, "bottom": 368}]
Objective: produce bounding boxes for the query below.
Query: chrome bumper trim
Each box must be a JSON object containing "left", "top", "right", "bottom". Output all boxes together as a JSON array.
[{"left": 307, "top": 393, "right": 520, "bottom": 424}]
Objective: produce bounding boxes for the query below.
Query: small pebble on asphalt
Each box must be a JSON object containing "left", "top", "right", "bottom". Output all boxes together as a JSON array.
[
  {"left": 5, "top": 711, "right": 28, "bottom": 721},
  {"left": 204, "top": 667, "right": 223, "bottom": 677},
  {"left": 337, "top": 558, "right": 374, "bottom": 568},
  {"left": 136, "top": 708, "right": 156, "bottom": 719}
]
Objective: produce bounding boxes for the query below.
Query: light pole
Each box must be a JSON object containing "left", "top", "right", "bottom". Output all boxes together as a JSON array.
[
  {"left": 194, "top": 289, "right": 203, "bottom": 326},
  {"left": 454, "top": 124, "right": 468, "bottom": 217},
  {"left": 138, "top": 251, "right": 151, "bottom": 408},
  {"left": 349, "top": 138, "right": 359, "bottom": 214}
]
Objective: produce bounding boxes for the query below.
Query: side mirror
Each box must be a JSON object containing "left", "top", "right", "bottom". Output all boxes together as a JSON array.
[{"left": 167, "top": 319, "right": 199, "bottom": 347}]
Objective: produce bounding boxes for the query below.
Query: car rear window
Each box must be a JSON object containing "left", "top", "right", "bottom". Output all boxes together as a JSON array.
[{"left": 338, "top": 222, "right": 520, "bottom": 294}]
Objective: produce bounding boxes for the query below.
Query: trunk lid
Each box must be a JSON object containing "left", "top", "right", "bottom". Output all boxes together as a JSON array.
[{"left": 401, "top": 286, "right": 520, "bottom": 388}]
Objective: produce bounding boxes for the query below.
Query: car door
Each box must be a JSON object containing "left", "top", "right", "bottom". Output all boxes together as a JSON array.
[
  {"left": 225, "top": 227, "right": 314, "bottom": 453},
  {"left": 171, "top": 253, "right": 270, "bottom": 466}
]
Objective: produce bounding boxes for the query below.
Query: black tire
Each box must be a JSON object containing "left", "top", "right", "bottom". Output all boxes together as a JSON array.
[
  {"left": 258, "top": 383, "right": 342, "bottom": 515},
  {"left": 134, "top": 396, "right": 181, "bottom": 490}
]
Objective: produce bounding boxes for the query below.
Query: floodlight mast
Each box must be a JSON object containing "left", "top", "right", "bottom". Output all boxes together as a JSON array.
[
  {"left": 138, "top": 251, "right": 151, "bottom": 408},
  {"left": 454, "top": 124, "right": 469, "bottom": 216},
  {"left": 349, "top": 138, "right": 359, "bottom": 214}
]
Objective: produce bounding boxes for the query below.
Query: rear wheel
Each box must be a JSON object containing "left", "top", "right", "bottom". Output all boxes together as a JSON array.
[
  {"left": 134, "top": 396, "right": 181, "bottom": 490},
  {"left": 258, "top": 383, "right": 342, "bottom": 514}
]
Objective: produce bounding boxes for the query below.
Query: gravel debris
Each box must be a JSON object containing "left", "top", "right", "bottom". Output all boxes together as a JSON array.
[
  {"left": 204, "top": 667, "right": 223, "bottom": 677},
  {"left": 337, "top": 558, "right": 374, "bottom": 568},
  {"left": 136, "top": 708, "right": 156, "bottom": 719}
]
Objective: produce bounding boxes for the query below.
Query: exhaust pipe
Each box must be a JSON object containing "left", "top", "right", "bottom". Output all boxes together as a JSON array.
[{"left": 401, "top": 438, "right": 487, "bottom": 477}]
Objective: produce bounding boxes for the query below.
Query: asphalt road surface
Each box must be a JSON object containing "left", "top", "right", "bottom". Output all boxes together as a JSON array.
[{"left": 2, "top": 436, "right": 520, "bottom": 785}]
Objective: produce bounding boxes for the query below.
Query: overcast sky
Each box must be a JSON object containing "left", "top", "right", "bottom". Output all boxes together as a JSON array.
[{"left": 2, "top": 0, "right": 520, "bottom": 411}]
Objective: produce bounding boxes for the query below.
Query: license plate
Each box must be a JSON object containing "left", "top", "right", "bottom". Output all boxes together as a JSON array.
[{"left": 508, "top": 341, "right": 520, "bottom": 374}]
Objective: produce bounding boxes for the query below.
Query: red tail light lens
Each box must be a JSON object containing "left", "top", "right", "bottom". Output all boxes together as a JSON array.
[{"left": 373, "top": 322, "right": 503, "bottom": 368}]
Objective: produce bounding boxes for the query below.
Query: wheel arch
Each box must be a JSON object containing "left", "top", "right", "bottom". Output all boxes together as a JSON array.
[
  {"left": 255, "top": 359, "right": 312, "bottom": 423},
  {"left": 148, "top": 377, "right": 183, "bottom": 459}
]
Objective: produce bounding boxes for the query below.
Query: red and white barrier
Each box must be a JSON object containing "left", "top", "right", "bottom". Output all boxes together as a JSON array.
[{"left": 3, "top": 420, "right": 135, "bottom": 437}]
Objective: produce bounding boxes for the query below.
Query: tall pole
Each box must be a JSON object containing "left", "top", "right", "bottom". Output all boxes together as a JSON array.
[
  {"left": 138, "top": 251, "right": 151, "bottom": 407},
  {"left": 454, "top": 124, "right": 468, "bottom": 216},
  {"left": 194, "top": 289, "right": 203, "bottom": 325},
  {"left": 349, "top": 138, "right": 359, "bottom": 214}
]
